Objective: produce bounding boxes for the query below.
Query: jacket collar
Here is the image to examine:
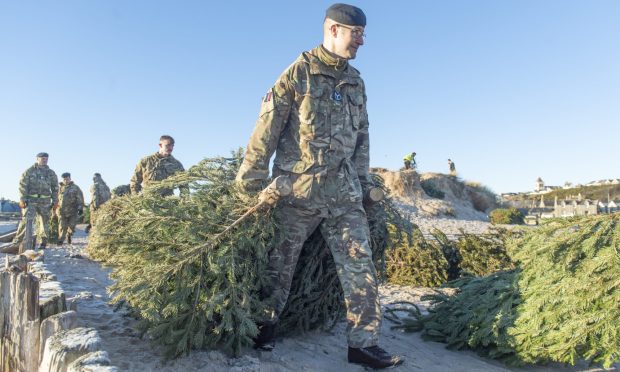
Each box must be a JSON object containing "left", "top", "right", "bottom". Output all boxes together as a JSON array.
[{"left": 307, "top": 47, "right": 360, "bottom": 84}]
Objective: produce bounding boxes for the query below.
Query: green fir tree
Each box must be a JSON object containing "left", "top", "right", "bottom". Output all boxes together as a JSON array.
[{"left": 400, "top": 214, "right": 620, "bottom": 368}]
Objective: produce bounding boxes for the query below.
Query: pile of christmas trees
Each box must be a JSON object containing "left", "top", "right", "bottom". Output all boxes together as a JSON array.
[
  {"left": 87, "top": 154, "right": 411, "bottom": 357},
  {"left": 404, "top": 214, "right": 620, "bottom": 368},
  {"left": 385, "top": 227, "right": 516, "bottom": 287}
]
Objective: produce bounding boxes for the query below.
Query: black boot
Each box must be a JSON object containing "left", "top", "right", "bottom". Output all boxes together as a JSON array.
[
  {"left": 67, "top": 235, "right": 72, "bottom": 244},
  {"left": 253, "top": 323, "right": 276, "bottom": 351},
  {"left": 348, "top": 346, "right": 404, "bottom": 369},
  {"left": 40, "top": 237, "right": 48, "bottom": 250}
]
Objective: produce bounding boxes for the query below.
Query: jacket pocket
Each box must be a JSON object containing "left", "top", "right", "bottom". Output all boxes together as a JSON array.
[
  {"left": 347, "top": 91, "right": 364, "bottom": 130},
  {"left": 341, "top": 160, "right": 363, "bottom": 204},
  {"left": 298, "top": 86, "right": 323, "bottom": 127}
]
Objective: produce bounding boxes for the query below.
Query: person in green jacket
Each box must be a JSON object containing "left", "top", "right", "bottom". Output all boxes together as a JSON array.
[{"left": 403, "top": 152, "right": 416, "bottom": 170}]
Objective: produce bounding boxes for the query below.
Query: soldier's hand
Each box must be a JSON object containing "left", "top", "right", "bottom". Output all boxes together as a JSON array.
[
  {"left": 18, "top": 200, "right": 27, "bottom": 209},
  {"left": 257, "top": 189, "right": 278, "bottom": 207}
]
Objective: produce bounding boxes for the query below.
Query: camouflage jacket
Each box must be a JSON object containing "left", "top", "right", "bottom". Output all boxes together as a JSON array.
[
  {"left": 90, "top": 178, "right": 111, "bottom": 209},
  {"left": 112, "top": 184, "right": 130, "bottom": 198},
  {"left": 58, "top": 181, "right": 84, "bottom": 216},
  {"left": 130, "top": 153, "right": 185, "bottom": 196},
  {"left": 236, "top": 46, "right": 372, "bottom": 217},
  {"left": 19, "top": 163, "right": 59, "bottom": 204}
]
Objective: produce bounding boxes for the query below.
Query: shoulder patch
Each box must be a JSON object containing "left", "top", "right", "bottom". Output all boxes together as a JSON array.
[{"left": 259, "top": 87, "right": 276, "bottom": 117}]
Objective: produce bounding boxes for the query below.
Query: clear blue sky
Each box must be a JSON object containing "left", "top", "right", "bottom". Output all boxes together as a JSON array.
[{"left": 1, "top": 1, "right": 619, "bottom": 202}]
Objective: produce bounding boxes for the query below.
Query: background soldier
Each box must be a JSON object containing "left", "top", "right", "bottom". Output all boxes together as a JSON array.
[
  {"left": 403, "top": 152, "right": 416, "bottom": 170},
  {"left": 130, "top": 135, "right": 188, "bottom": 196},
  {"left": 11, "top": 152, "right": 59, "bottom": 250},
  {"left": 112, "top": 184, "right": 131, "bottom": 198},
  {"left": 57, "top": 172, "right": 84, "bottom": 245},
  {"left": 236, "top": 4, "right": 402, "bottom": 369},
  {"left": 448, "top": 158, "right": 456, "bottom": 176},
  {"left": 88, "top": 173, "right": 111, "bottom": 232}
]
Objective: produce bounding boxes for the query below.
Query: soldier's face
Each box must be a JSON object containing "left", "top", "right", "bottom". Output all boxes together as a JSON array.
[
  {"left": 158, "top": 140, "right": 174, "bottom": 157},
  {"left": 63, "top": 177, "right": 71, "bottom": 184},
  {"left": 37, "top": 157, "right": 48, "bottom": 166},
  {"left": 333, "top": 24, "right": 365, "bottom": 60}
]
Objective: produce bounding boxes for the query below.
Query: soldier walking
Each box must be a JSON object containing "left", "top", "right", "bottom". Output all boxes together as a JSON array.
[
  {"left": 88, "top": 173, "right": 111, "bottom": 231},
  {"left": 57, "top": 172, "right": 84, "bottom": 245},
  {"left": 11, "top": 152, "right": 59, "bottom": 250},
  {"left": 236, "top": 4, "right": 402, "bottom": 369},
  {"left": 130, "top": 135, "right": 188, "bottom": 196},
  {"left": 448, "top": 158, "right": 456, "bottom": 176}
]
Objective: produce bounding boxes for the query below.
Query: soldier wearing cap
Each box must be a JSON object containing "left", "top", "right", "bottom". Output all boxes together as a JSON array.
[
  {"left": 57, "top": 172, "right": 84, "bottom": 244},
  {"left": 236, "top": 3, "right": 402, "bottom": 368},
  {"left": 130, "top": 135, "right": 188, "bottom": 197},
  {"left": 11, "top": 152, "right": 59, "bottom": 249},
  {"left": 88, "top": 173, "right": 111, "bottom": 231}
]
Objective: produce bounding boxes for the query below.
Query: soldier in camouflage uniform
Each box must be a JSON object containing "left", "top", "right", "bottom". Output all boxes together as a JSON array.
[
  {"left": 130, "top": 135, "right": 188, "bottom": 197},
  {"left": 57, "top": 172, "right": 84, "bottom": 245},
  {"left": 11, "top": 152, "right": 59, "bottom": 249},
  {"left": 88, "top": 173, "right": 111, "bottom": 231},
  {"left": 236, "top": 4, "right": 402, "bottom": 369}
]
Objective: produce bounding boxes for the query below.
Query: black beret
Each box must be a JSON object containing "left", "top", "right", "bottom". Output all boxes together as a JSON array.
[
  {"left": 61, "top": 172, "right": 71, "bottom": 178},
  {"left": 326, "top": 3, "right": 366, "bottom": 27},
  {"left": 36, "top": 152, "right": 49, "bottom": 158}
]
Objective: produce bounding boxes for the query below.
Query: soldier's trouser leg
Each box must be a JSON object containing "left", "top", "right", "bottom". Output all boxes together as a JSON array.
[
  {"left": 404, "top": 160, "right": 410, "bottom": 170},
  {"left": 67, "top": 214, "right": 78, "bottom": 239},
  {"left": 58, "top": 215, "right": 69, "bottom": 242},
  {"left": 12, "top": 205, "right": 35, "bottom": 243},
  {"left": 320, "top": 206, "right": 381, "bottom": 348},
  {"left": 261, "top": 206, "right": 322, "bottom": 323},
  {"left": 90, "top": 206, "right": 96, "bottom": 227},
  {"left": 34, "top": 203, "right": 51, "bottom": 240}
]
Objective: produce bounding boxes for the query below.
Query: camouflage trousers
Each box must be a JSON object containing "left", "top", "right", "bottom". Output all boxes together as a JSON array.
[
  {"left": 13, "top": 200, "right": 52, "bottom": 243},
  {"left": 262, "top": 204, "right": 381, "bottom": 348},
  {"left": 89, "top": 205, "right": 98, "bottom": 227},
  {"left": 58, "top": 213, "right": 79, "bottom": 242}
]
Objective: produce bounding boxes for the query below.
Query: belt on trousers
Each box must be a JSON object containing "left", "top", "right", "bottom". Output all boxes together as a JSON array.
[{"left": 27, "top": 194, "right": 51, "bottom": 198}]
